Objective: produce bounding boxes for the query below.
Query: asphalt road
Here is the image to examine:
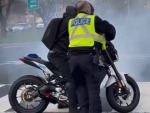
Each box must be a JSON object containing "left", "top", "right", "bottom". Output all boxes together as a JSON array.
[
  {"left": 0, "top": 42, "right": 150, "bottom": 84},
  {"left": 0, "top": 42, "right": 49, "bottom": 84},
  {"left": 0, "top": 42, "right": 150, "bottom": 113}
]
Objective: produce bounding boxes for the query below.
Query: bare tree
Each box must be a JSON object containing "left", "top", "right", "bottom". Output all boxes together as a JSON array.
[
  {"left": 0, "top": 0, "right": 14, "bottom": 36},
  {"left": 0, "top": 0, "right": 76, "bottom": 35},
  {"left": 36, "top": 0, "right": 54, "bottom": 25},
  {"left": 36, "top": 0, "right": 76, "bottom": 25}
]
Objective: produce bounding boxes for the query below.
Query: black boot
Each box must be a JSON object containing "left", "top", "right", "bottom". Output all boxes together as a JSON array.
[{"left": 57, "top": 100, "right": 69, "bottom": 109}]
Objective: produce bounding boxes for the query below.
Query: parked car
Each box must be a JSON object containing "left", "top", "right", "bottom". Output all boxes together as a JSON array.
[
  {"left": 36, "top": 23, "right": 44, "bottom": 29},
  {"left": 6, "top": 26, "right": 13, "bottom": 32},
  {"left": 12, "top": 23, "right": 31, "bottom": 32}
]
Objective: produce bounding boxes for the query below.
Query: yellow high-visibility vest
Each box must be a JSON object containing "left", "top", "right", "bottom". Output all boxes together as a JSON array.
[{"left": 68, "top": 13, "right": 106, "bottom": 50}]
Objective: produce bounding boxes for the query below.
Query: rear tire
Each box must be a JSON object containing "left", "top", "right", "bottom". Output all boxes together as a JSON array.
[
  {"left": 9, "top": 75, "right": 49, "bottom": 113},
  {"left": 106, "top": 75, "right": 140, "bottom": 113}
]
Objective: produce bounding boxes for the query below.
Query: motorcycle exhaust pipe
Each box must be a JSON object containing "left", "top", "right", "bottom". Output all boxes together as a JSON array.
[
  {"left": 31, "top": 84, "right": 60, "bottom": 99},
  {"left": 31, "top": 90, "right": 39, "bottom": 99}
]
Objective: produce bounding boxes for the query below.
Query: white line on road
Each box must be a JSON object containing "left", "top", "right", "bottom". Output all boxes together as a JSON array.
[
  {"left": 0, "top": 42, "right": 40, "bottom": 49},
  {"left": 2, "top": 46, "right": 24, "bottom": 48},
  {"left": 0, "top": 85, "right": 5, "bottom": 88},
  {"left": 0, "top": 95, "right": 11, "bottom": 112},
  {"left": 0, "top": 63, "right": 13, "bottom": 66},
  {"left": 0, "top": 61, "right": 23, "bottom": 66},
  {"left": 0, "top": 42, "right": 40, "bottom": 47}
]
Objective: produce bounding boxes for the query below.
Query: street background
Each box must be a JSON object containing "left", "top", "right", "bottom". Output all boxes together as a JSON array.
[{"left": 0, "top": 0, "right": 150, "bottom": 112}]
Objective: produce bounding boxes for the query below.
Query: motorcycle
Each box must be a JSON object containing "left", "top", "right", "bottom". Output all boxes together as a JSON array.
[{"left": 8, "top": 43, "right": 140, "bottom": 113}]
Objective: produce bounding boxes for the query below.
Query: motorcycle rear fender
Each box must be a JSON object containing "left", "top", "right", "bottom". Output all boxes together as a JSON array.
[
  {"left": 36, "top": 75, "right": 47, "bottom": 84},
  {"left": 21, "top": 75, "right": 46, "bottom": 84},
  {"left": 105, "top": 75, "right": 117, "bottom": 87}
]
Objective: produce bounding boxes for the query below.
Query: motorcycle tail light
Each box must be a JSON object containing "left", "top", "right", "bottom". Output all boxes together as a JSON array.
[{"left": 19, "top": 57, "right": 26, "bottom": 63}]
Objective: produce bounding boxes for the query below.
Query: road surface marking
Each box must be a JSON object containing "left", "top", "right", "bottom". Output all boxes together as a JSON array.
[
  {"left": 0, "top": 95, "right": 11, "bottom": 112},
  {"left": 0, "top": 85, "right": 5, "bottom": 88},
  {"left": 0, "top": 61, "right": 23, "bottom": 65},
  {"left": 0, "top": 42, "right": 40, "bottom": 46},
  {"left": 2, "top": 46, "right": 24, "bottom": 48}
]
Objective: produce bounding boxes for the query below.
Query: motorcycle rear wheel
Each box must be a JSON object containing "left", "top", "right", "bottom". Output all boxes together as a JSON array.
[
  {"left": 8, "top": 75, "right": 49, "bottom": 113},
  {"left": 106, "top": 74, "right": 140, "bottom": 113}
]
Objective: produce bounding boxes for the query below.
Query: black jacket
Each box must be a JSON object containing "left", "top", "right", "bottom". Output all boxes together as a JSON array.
[
  {"left": 42, "top": 18, "right": 62, "bottom": 51},
  {"left": 42, "top": 6, "right": 77, "bottom": 52},
  {"left": 95, "top": 16, "right": 116, "bottom": 41},
  {"left": 94, "top": 15, "right": 116, "bottom": 50},
  {"left": 52, "top": 13, "right": 74, "bottom": 52},
  {"left": 52, "top": 7, "right": 77, "bottom": 52}
]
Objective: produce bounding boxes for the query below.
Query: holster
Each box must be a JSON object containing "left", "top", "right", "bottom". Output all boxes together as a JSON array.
[
  {"left": 93, "top": 54, "right": 99, "bottom": 65},
  {"left": 92, "top": 47, "right": 101, "bottom": 65}
]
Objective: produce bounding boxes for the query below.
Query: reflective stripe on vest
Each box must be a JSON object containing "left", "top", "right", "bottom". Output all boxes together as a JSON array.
[{"left": 69, "top": 13, "right": 106, "bottom": 50}]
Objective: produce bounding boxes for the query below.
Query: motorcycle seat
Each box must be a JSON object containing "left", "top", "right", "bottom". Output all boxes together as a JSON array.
[
  {"left": 22, "top": 57, "right": 59, "bottom": 74},
  {"left": 23, "top": 56, "right": 49, "bottom": 65}
]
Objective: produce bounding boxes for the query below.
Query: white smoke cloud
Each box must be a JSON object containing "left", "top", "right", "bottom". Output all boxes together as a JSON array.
[{"left": 92, "top": 0, "right": 150, "bottom": 81}]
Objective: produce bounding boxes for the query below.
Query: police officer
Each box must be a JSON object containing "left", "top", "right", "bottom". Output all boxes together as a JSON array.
[{"left": 68, "top": 1, "right": 116, "bottom": 113}]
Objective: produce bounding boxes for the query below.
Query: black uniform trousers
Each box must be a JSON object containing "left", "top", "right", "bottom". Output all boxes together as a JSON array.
[
  {"left": 47, "top": 51, "right": 71, "bottom": 81},
  {"left": 47, "top": 51, "right": 78, "bottom": 112},
  {"left": 69, "top": 53, "right": 103, "bottom": 113}
]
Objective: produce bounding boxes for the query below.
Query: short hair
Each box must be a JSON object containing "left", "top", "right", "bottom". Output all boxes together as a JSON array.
[
  {"left": 75, "top": 1, "right": 94, "bottom": 14},
  {"left": 75, "top": 1, "right": 89, "bottom": 12},
  {"left": 89, "top": 3, "right": 94, "bottom": 14}
]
